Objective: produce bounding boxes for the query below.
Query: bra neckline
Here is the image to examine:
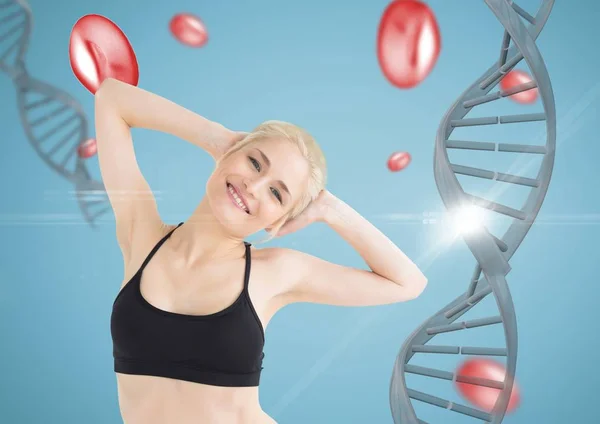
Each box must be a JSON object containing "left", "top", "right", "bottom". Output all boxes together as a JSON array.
[
  {"left": 133, "top": 223, "right": 251, "bottom": 320},
  {"left": 135, "top": 270, "right": 247, "bottom": 321}
]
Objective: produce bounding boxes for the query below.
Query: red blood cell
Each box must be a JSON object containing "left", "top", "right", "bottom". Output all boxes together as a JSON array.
[
  {"left": 387, "top": 151, "right": 411, "bottom": 172},
  {"left": 69, "top": 14, "right": 139, "bottom": 94},
  {"left": 455, "top": 359, "right": 521, "bottom": 413},
  {"left": 500, "top": 70, "right": 538, "bottom": 104},
  {"left": 169, "top": 13, "right": 208, "bottom": 48},
  {"left": 377, "top": 0, "right": 441, "bottom": 89},
  {"left": 77, "top": 138, "right": 98, "bottom": 159}
]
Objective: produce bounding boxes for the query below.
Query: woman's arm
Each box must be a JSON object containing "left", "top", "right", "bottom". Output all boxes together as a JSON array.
[
  {"left": 96, "top": 78, "right": 237, "bottom": 159},
  {"left": 275, "top": 192, "right": 428, "bottom": 307},
  {"left": 323, "top": 193, "right": 427, "bottom": 291},
  {"left": 94, "top": 78, "right": 239, "bottom": 259}
]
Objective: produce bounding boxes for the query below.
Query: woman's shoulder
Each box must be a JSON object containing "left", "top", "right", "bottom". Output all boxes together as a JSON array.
[{"left": 250, "top": 245, "right": 300, "bottom": 264}]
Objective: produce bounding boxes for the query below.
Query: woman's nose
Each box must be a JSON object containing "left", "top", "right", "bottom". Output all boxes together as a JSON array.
[{"left": 243, "top": 178, "right": 265, "bottom": 197}]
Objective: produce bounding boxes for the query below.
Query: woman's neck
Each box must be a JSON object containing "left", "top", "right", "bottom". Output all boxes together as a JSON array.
[{"left": 169, "top": 197, "right": 247, "bottom": 268}]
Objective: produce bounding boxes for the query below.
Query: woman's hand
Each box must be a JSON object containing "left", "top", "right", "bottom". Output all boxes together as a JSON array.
[
  {"left": 275, "top": 190, "right": 338, "bottom": 236},
  {"left": 226, "top": 131, "right": 250, "bottom": 150},
  {"left": 214, "top": 130, "right": 249, "bottom": 160}
]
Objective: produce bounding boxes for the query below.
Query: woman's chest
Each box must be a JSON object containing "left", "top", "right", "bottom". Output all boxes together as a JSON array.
[{"left": 120, "top": 251, "right": 280, "bottom": 331}]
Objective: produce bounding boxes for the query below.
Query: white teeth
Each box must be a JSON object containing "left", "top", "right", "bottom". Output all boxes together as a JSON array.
[{"left": 228, "top": 184, "right": 249, "bottom": 212}]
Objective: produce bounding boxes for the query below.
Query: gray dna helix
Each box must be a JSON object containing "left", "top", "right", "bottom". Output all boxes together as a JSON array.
[
  {"left": 389, "top": 1, "right": 555, "bottom": 423},
  {"left": 0, "top": 0, "right": 110, "bottom": 227}
]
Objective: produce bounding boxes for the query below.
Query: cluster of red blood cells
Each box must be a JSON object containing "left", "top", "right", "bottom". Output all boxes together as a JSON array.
[
  {"left": 69, "top": 12, "right": 207, "bottom": 159},
  {"left": 68, "top": 1, "right": 527, "bottom": 413},
  {"left": 69, "top": 1, "right": 535, "bottom": 176}
]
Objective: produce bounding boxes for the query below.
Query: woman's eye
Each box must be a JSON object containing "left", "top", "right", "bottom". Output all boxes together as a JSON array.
[
  {"left": 271, "top": 187, "right": 282, "bottom": 203},
  {"left": 249, "top": 157, "right": 260, "bottom": 171}
]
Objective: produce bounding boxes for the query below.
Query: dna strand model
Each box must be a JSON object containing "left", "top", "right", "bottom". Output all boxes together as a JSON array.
[
  {"left": 0, "top": 0, "right": 110, "bottom": 227},
  {"left": 389, "top": 0, "right": 555, "bottom": 423}
]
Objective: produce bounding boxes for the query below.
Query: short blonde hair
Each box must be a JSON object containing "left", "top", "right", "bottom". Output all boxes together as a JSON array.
[{"left": 217, "top": 120, "right": 327, "bottom": 241}]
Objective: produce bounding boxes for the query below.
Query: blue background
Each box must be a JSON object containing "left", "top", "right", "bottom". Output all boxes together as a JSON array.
[{"left": 1, "top": 0, "right": 598, "bottom": 423}]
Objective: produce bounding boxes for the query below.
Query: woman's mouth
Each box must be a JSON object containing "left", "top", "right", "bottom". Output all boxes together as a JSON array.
[{"left": 226, "top": 183, "right": 250, "bottom": 214}]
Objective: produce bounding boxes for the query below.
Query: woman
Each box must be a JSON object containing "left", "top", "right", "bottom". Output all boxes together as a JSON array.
[{"left": 96, "top": 77, "right": 428, "bottom": 424}]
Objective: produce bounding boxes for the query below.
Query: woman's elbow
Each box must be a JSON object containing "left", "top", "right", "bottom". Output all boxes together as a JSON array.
[
  {"left": 407, "top": 276, "right": 428, "bottom": 300},
  {"left": 94, "top": 78, "right": 121, "bottom": 107},
  {"left": 417, "top": 276, "right": 428, "bottom": 295},
  {"left": 97, "top": 77, "right": 119, "bottom": 93},
  {"left": 94, "top": 80, "right": 126, "bottom": 124}
]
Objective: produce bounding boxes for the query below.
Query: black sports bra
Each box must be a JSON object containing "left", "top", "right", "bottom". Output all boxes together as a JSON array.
[{"left": 110, "top": 223, "right": 265, "bottom": 387}]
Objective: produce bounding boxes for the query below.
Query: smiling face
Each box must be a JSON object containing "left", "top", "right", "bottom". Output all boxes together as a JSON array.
[{"left": 206, "top": 137, "right": 311, "bottom": 238}]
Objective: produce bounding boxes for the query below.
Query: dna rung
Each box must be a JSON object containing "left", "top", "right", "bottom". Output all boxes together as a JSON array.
[
  {"left": 390, "top": 1, "right": 556, "bottom": 423},
  {"left": 445, "top": 140, "right": 547, "bottom": 155},
  {"left": 411, "top": 345, "right": 507, "bottom": 357},
  {"left": 426, "top": 315, "right": 502, "bottom": 335},
  {"left": 408, "top": 389, "right": 493, "bottom": 422},
  {"left": 451, "top": 112, "right": 546, "bottom": 127},
  {"left": 0, "top": 0, "right": 109, "bottom": 227},
  {"left": 464, "top": 81, "right": 538, "bottom": 108},
  {"left": 450, "top": 164, "right": 539, "bottom": 188}
]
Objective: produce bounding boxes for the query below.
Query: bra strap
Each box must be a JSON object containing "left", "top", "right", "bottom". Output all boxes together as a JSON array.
[
  {"left": 243, "top": 241, "right": 252, "bottom": 290},
  {"left": 139, "top": 222, "right": 184, "bottom": 272}
]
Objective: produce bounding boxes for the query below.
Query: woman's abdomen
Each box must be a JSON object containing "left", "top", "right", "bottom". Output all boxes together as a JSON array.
[{"left": 116, "top": 373, "right": 274, "bottom": 424}]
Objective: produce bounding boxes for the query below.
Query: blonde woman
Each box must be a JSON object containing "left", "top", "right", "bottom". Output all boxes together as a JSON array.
[{"left": 96, "top": 78, "right": 428, "bottom": 424}]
